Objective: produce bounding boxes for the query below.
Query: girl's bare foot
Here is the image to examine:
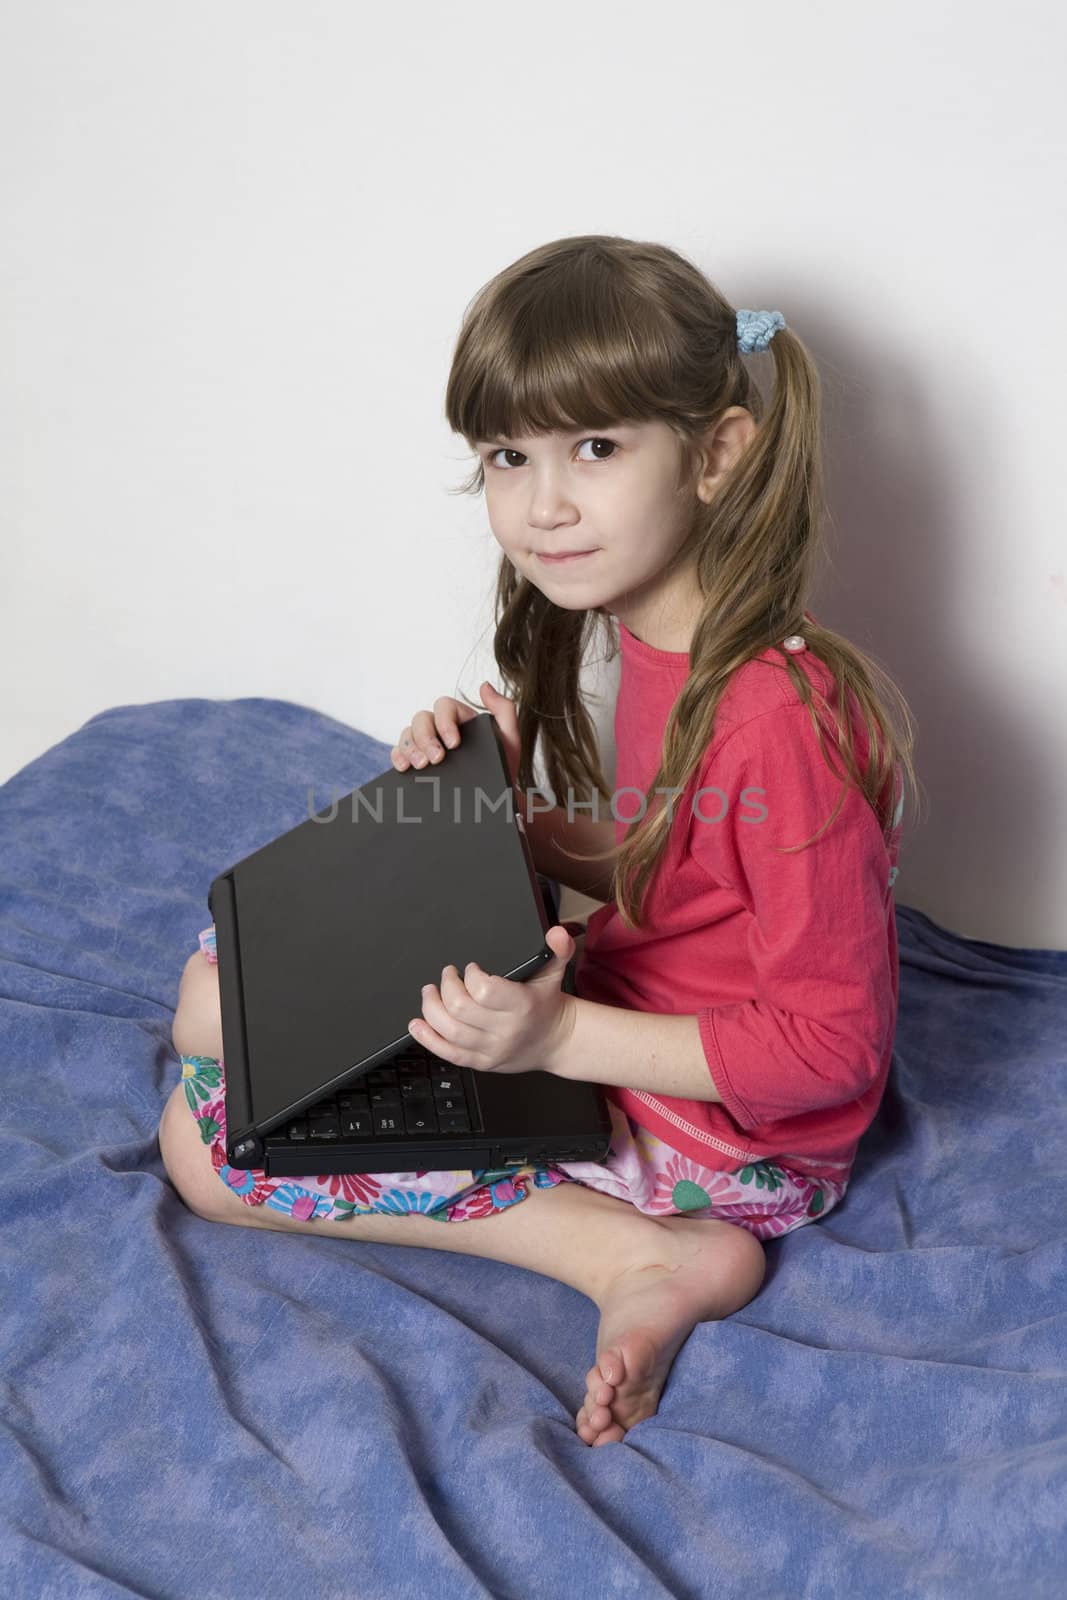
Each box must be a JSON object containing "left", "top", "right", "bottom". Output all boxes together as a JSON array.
[{"left": 576, "top": 1217, "right": 766, "bottom": 1446}]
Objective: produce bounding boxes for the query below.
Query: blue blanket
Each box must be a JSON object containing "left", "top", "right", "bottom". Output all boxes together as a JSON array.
[{"left": 2, "top": 697, "right": 1064, "bottom": 1598}]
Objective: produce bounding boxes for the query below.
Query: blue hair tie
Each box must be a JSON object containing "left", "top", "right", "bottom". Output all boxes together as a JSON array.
[{"left": 736, "top": 308, "right": 786, "bottom": 354}]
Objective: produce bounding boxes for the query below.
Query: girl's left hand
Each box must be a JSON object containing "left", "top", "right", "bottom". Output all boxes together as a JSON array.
[{"left": 409, "top": 925, "right": 577, "bottom": 1075}]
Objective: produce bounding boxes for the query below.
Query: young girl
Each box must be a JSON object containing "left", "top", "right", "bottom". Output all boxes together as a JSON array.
[{"left": 160, "top": 234, "right": 917, "bottom": 1449}]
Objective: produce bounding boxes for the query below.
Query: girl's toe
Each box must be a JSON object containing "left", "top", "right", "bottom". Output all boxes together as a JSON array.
[
  {"left": 592, "top": 1424, "right": 626, "bottom": 1446},
  {"left": 585, "top": 1365, "right": 615, "bottom": 1405},
  {"left": 599, "top": 1348, "right": 624, "bottom": 1385}
]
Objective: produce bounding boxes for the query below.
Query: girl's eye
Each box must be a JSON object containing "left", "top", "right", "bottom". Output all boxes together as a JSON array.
[{"left": 486, "top": 438, "right": 619, "bottom": 470}]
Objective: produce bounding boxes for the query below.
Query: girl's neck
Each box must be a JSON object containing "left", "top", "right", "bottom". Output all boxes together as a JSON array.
[
  {"left": 608, "top": 557, "right": 703, "bottom": 654},
  {"left": 610, "top": 602, "right": 698, "bottom": 656}
]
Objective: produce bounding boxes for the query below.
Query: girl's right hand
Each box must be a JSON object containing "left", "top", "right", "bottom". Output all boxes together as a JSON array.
[{"left": 390, "top": 682, "right": 522, "bottom": 787}]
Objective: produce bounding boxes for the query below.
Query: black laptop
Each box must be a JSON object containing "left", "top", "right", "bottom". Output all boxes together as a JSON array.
[{"left": 209, "top": 712, "right": 612, "bottom": 1176}]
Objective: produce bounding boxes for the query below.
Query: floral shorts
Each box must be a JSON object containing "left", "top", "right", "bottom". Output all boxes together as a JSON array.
[{"left": 181, "top": 925, "right": 849, "bottom": 1241}]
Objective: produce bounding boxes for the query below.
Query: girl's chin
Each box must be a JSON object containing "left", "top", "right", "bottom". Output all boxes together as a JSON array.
[
  {"left": 509, "top": 554, "right": 614, "bottom": 611},
  {"left": 533, "top": 584, "right": 606, "bottom": 611}
]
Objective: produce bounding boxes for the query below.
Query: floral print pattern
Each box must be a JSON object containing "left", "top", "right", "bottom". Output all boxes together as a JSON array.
[{"left": 183, "top": 926, "right": 848, "bottom": 1239}]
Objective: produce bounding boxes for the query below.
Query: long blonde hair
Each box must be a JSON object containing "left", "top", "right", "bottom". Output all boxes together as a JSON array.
[{"left": 443, "top": 234, "right": 924, "bottom": 930}]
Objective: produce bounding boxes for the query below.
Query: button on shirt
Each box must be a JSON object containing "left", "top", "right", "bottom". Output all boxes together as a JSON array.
[{"left": 573, "top": 618, "right": 904, "bottom": 1184}]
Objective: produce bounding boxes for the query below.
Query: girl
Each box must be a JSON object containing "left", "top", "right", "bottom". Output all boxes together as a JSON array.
[{"left": 160, "top": 234, "right": 918, "bottom": 1448}]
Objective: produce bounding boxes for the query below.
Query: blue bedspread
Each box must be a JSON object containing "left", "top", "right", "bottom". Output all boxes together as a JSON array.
[{"left": 1, "top": 697, "right": 1065, "bottom": 1599}]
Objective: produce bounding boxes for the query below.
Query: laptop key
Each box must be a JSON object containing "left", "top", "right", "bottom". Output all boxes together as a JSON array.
[
  {"left": 339, "top": 1111, "right": 374, "bottom": 1138},
  {"left": 436, "top": 1110, "right": 472, "bottom": 1134},
  {"left": 404, "top": 1106, "right": 439, "bottom": 1135},
  {"left": 337, "top": 1093, "right": 370, "bottom": 1113},
  {"left": 373, "top": 1110, "right": 403, "bottom": 1136},
  {"left": 399, "top": 1088, "right": 435, "bottom": 1113},
  {"left": 399, "top": 1077, "right": 433, "bottom": 1100},
  {"left": 308, "top": 1111, "right": 340, "bottom": 1140},
  {"left": 286, "top": 1120, "right": 309, "bottom": 1140}
]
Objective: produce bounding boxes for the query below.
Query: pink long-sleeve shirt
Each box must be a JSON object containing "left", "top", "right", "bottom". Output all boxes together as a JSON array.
[{"left": 573, "top": 617, "right": 904, "bottom": 1185}]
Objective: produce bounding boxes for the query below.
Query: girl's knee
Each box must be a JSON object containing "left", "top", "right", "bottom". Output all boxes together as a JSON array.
[
  {"left": 736, "top": 1227, "right": 767, "bottom": 1305},
  {"left": 712, "top": 1218, "right": 767, "bottom": 1308},
  {"left": 158, "top": 1081, "right": 232, "bottom": 1223},
  {"left": 172, "top": 951, "right": 224, "bottom": 1059},
  {"left": 178, "top": 948, "right": 206, "bottom": 996}
]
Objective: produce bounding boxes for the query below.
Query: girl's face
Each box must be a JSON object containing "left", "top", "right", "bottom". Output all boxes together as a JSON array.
[{"left": 475, "top": 418, "right": 705, "bottom": 653}]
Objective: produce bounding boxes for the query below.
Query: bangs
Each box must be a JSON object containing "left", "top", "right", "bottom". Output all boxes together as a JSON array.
[{"left": 448, "top": 262, "right": 681, "bottom": 450}]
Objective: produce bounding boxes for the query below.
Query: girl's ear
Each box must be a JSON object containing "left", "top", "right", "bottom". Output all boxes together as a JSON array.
[{"left": 695, "top": 408, "right": 758, "bottom": 502}]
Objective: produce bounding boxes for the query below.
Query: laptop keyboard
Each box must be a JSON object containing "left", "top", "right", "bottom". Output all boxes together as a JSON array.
[{"left": 280, "top": 1048, "right": 484, "bottom": 1145}]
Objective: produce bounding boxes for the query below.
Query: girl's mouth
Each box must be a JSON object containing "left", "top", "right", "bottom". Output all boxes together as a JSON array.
[{"left": 536, "top": 550, "right": 597, "bottom": 566}]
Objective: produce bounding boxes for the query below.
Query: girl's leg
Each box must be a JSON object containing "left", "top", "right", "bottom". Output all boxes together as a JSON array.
[
  {"left": 159, "top": 1081, "right": 742, "bottom": 1306},
  {"left": 165, "top": 936, "right": 766, "bottom": 1443},
  {"left": 158, "top": 1080, "right": 765, "bottom": 1446}
]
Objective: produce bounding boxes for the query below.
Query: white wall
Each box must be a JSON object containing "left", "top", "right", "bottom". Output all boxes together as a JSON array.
[{"left": 3, "top": 2, "right": 1064, "bottom": 947}]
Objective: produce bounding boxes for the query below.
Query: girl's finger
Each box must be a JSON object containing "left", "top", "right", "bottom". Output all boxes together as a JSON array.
[
  {"left": 408, "top": 712, "right": 442, "bottom": 764},
  {"left": 480, "top": 684, "right": 522, "bottom": 785},
  {"left": 408, "top": 1015, "right": 462, "bottom": 1064},
  {"left": 459, "top": 960, "right": 512, "bottom": 1012},
  {"left": 439, "top": 965, "right": 501, "bottom": 1029},
  {"left": 481, "top": 682, "right": 518, "bottom": 728},
  {"left": 421, "top": 977, "right": 489, "bottom": 1047},
  {"left": 432, "top": 697, "right": 474, "bottom": 748}
]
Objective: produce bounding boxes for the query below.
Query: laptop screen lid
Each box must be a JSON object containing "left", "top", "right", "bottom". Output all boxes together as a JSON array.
[{"left": 210, "top": 712, "right": 553, "bottom": 1147}]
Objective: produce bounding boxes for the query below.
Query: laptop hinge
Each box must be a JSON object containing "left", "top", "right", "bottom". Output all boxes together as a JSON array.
[{"left": 208, "top": 871, "right": 262, "bottom": 1168}]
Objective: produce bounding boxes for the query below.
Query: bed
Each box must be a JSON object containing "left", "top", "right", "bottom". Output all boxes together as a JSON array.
[{"left": 2, "top": 696, "right": 1064, "bottom": 1598}]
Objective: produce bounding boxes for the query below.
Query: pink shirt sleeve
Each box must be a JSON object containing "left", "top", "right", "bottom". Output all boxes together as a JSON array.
[{"left": 689, "top": 704, "right": 897, "bottom": 1129}]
